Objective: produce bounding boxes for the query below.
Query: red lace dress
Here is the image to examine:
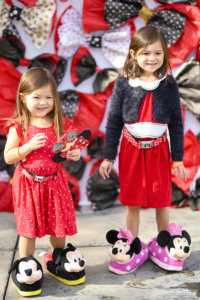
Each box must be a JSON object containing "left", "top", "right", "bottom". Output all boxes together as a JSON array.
[{"left": 6, "top": 120, "right": 77, "bottom": 238}]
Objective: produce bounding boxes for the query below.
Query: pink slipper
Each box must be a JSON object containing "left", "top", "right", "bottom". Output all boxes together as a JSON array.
[
  {"left": 148, "top": 223, "right": 191, "bottom": 271},
  {"left": 106, "top": 226, "right": 149, "bottom": 274},
  {"left": 109, "top": 241, "right": 149, "bottom": 274}
]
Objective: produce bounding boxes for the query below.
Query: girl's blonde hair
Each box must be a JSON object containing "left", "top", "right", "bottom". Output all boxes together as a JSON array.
[
  {"left": 15, "top": 67, "right": 64, "bottom": 138},
  {"left": 122, "top": 25, "right": 170, "bottom": 80}
]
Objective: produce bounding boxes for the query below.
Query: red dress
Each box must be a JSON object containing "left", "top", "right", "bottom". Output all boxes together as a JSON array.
[
  {"left": 119, "top": 92, "right": 172, "bottom": 208},
  {"left": 6, "top": 121, "right": 77, "bottom": 238}
]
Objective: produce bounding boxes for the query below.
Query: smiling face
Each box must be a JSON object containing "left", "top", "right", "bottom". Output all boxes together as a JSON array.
[
  {"left": 109, "top": 240, "right": 132, "bottom": 264},
  {"left": 22, "top": 84, "right": 54, "bottom": 120},
  {"left": 131, "top": 40, "right": 164, "bottom": 78},
  {"left": 169, "top": 237, "right": 191, "bottom": 260}
]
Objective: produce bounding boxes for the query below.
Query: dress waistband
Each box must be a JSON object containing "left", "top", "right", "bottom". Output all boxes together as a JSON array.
[
  {"left": 123, "top": 127, "right": 167, "bottom": 149},
  {"left": 20, "top": 165, "right": 59, "bottom": 182}
]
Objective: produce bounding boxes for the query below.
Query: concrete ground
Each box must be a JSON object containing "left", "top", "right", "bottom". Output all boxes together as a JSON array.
[{"left": 1, "top": 205, "right": 200, "bottom": 300}]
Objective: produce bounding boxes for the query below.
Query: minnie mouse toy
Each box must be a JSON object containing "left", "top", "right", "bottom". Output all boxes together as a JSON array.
[
  {"left": 106, "top": 226, "right": 149, "bottom": 274},
  {"left": 148, "top": 223, "right": 191, "bottom": 271}
]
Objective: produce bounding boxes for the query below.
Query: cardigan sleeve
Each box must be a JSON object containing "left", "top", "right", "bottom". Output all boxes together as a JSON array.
[
  {"left": 103, "top": 77, "right": 124, "bottom": 160},
  {"left": 168, "top": 81, "right": 184, "bottom": 162}
]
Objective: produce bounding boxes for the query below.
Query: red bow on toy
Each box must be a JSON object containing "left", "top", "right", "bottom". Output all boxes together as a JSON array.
[{"left": 0, "top": 0, "right": 57, "bottom": 48}]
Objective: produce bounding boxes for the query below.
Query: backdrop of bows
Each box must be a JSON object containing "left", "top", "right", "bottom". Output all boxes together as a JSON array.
[{"left": 0, "top": 0, "right": 200, "bottom": 212}]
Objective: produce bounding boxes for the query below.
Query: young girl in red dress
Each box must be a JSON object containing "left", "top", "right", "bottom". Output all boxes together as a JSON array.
[
  {"left": 100, "top": 26, "right": 190, "bottom": 273},
  {"left": 4, "top": 67, "right": 85, "bottom": 296}
]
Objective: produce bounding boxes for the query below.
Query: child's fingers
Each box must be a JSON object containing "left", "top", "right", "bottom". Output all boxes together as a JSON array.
[{"left": 99, "top": 166, "right": 106, "bottom": 180}]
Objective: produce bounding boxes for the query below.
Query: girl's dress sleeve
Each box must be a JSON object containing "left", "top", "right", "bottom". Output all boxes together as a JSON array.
[
  {"left": 103, "top": 77, "right": 124, "bottom": 160},
  {"left": 5, "top": 120, "right": 23, "bottom": 140}
]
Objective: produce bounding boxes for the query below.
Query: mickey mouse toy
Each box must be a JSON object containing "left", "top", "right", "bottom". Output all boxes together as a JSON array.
[{"left": 44, "top": 243, "right": 86, "bottom": 285}]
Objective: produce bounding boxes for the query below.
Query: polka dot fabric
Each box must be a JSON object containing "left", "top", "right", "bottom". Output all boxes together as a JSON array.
[
  {"left": 0, "top": 0, "right": 57, "bottom": 49},
  {"left": 55, "top": 6, "right": 132, "bottom": 68},
  {"left": 7, "top": 121, "right": 77, "bottom": 238},
  {"left": 109, "top": 241, "right": 149, "bottom": 274},
  {"left": 148, "top": 237, "right": 184, "bottom": 270},
  {"left": 104, "top": 0, "right": 143, "bottom": 29},
  {"left": 148, "top": 9, "right": 186, "bottom": 47}
]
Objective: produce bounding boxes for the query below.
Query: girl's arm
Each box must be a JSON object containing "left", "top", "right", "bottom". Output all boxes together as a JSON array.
[{"left": 4, "top": 127, "right": 47, "bottom": 165}]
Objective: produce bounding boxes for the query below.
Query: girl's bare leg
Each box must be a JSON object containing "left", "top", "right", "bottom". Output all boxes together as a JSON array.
[
  {"left": 49, "top": 236, "right": 66, "bottom": 252},
  {"left": 19, "top": 236, "right": 36, "bottom": 258},
  {"left": 126, "top": 206, "right": 140, "bottom": 237},
  {"left": 156, "top": 207, "right": 170, "bottom": 233}
]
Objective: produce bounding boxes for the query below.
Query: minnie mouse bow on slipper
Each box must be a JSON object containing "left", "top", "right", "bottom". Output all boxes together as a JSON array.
[
  {"left": 0, "top": 0, "right": 56, "bottom": 48},
  {"left": 52, "top": 129, "right": 92, "bottom": 163}
]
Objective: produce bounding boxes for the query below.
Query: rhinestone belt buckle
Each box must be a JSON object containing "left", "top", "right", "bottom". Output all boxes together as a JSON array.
[
  {"left": 34, "top": 175, "right": 45, "bottom": 182},
  {"left": 140, "top": 141, "right": 153, "bottom": 149}
]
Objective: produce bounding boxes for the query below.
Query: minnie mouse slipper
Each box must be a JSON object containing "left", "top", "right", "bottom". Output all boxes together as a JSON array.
[
  {"left": 52, "top": 129, "right": 91, "bottom": 163},
  {"left": 148, "top": 223, "right": 191, "bottom": 271},
  {"left": 9, "top": 255, "right": 43, "bottom": 297},
  {"left": 106, "top": 226, "right": 149, "bottom": 274},
  {"left": 44, "top": 243, "right": 86, "bottom": 285}
]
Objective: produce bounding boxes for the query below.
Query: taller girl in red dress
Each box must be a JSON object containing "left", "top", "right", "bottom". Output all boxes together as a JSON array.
[
  {"left": 4, "top": 67, "right": 85, "bottom": 296},
  {"left": 99, "top": 26, "right": 190, "bottom": 273}
]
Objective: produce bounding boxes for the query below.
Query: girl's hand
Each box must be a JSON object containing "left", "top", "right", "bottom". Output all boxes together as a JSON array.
[
  {"left": 67, "top": 149, "right": 81, "bottom": 161},
  {"left": 99, "top": 159, "right": 113, "bottom": 180},
  {"left": 173, "top": 163, "right": 188, "bottom": 181},
  {"left": 28, "top": 133, "right": 47, "bottom": 151}
]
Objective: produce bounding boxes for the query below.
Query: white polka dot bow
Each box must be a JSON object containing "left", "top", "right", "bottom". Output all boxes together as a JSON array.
[
  {"left": 55, "top": 6, "right": 133, "bottom": 69},
  {"left": 0, "top": 0, "right": 56, "bottom": 48}
]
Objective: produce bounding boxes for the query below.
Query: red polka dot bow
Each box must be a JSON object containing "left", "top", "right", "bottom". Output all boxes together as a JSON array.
[{"left": 0, "top": 0, "right": 56, "bottom": 48}]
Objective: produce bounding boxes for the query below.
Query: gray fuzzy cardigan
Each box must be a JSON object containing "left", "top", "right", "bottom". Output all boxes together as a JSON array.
[{"left": 104, "top": 76, "right": 184, "bottom": 162}]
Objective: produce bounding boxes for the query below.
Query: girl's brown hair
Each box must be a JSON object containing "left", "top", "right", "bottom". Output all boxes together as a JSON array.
[
  {"left": 122, "top": 25, "right": 170, "bottom": 80},
  {"left": 15, "top": 67, "right": 64, "bottom": 138}
]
